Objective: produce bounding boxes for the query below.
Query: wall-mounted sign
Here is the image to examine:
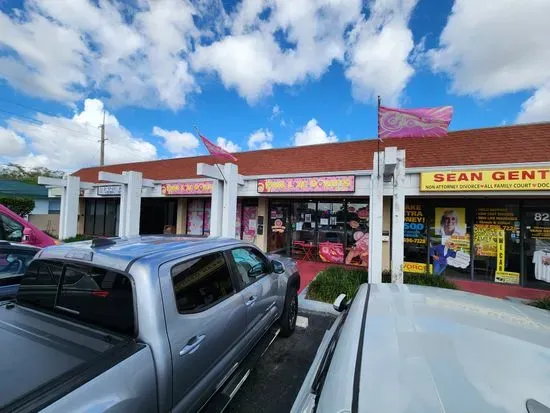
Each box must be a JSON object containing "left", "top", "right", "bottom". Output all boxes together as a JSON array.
[
  {"left": 97, "top": 185, "right": 121, "bottom": 196},
  {"left": 421, "top": 168, "right": 550, "bottom": 192},
  {"left": 161, "top": 181, "right": 212, "bottom": 195},
  {"left": 257, "top": 176, "right": 355, "bottom": 193}
]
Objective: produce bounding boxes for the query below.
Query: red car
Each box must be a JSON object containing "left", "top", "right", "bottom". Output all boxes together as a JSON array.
[{"left": 0, "top": 204, "right": 58, "bottom": 248}]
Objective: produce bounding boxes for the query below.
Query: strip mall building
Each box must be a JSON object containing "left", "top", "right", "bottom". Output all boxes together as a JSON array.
[{"left": 73, "top": 123, "right": 550, "bottom": 290}]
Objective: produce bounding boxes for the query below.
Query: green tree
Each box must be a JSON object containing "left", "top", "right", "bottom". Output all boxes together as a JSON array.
[
  {"left": 0, "top": 197, "right": 35, "bottom": 216},
  {"left": 0, "top": 163, "right": 64, "bottom": 184}
]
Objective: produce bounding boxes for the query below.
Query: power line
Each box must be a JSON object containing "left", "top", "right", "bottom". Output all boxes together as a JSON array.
[
  {"left": 0, "top": 97, "right": 73, "bottom": 120},
  {"left": 0, "top": 108, "right": 101, "bottom": 141},
  {"left": 0, "top": 113, "right": 101, "bottom": 142}
]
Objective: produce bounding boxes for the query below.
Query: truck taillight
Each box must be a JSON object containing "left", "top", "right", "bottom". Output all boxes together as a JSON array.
[{"left": 91, "top": 291, "right": 109, "bottom": 298}]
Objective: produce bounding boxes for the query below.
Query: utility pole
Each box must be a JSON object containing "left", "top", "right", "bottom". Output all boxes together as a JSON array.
[{"left": 99, "top": 110, "right": 107, "bottom": 166}]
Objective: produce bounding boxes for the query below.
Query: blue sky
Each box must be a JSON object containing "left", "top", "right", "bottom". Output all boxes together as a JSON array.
[{"left": 0, "top": 0, "right": 548, "bottom": 171}]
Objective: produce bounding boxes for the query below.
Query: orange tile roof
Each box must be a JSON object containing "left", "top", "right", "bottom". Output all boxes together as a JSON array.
[{"left": 73, "top": 123, "right": 550, "bottom": 183}]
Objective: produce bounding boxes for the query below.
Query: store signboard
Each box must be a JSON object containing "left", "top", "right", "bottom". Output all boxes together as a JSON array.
[
  {"left": 257, "top": 176, "right": 355, "bottom": 193},
  {"left": 161, "top": 181, "right": 212, "bottom": 195},
  {"left": 97, "top": 185, "right": 121, "bottom": 196},
  {"left": 420, "top": 168, "right": 550, "bottom": 191}
]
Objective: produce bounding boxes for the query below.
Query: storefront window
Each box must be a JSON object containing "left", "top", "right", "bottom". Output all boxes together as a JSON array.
[
  {"left": 84, "top": 199, "right": 119, "bottom": 236},
  {"left": 473, "top": 202, "right": 520, "bottom": 284},
  {"left": 203, "top": 200, "right": 211, "bottom": 236},
  {"left": 524, "top": 201, "right": 550, "bottom": 287},
  {"left": 428, "top": 206, "right": 471, "bottom": 279},
  {"left": 187, "top": 199, "right": 206, "bottom": 235},
  {"left": 344, "top": 202, "right": 369, "bottom": 266},
  {"left": 403, "top": 202, "right": 428, "bottom": 274},
  {"left": 292, "top": 202, "right": 316, "bottom": 244},
  {"left": 241, "top": 204, "right": 258, "bottom": 242}
]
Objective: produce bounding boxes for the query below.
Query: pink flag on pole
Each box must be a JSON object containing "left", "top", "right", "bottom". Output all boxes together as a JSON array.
[
  {"left": 200, "top": 134, "right": 238, "bottom": 162},
  {"left": 378, "top": 105, "right": 453, "bottom": 140}
]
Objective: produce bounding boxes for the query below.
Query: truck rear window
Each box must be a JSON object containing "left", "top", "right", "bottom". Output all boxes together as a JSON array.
[{"left": 18, "top": 260, "right": 135, "bottom": 336}]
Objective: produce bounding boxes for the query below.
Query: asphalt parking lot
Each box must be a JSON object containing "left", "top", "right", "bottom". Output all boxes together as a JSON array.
[{"left": 225, "top": 311, "right": 336, "bottom": 413}]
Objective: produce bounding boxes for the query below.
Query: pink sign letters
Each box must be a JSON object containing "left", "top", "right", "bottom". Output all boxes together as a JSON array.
[
  {"left": 162, "top": 181, "right": 212, "bottom": 195},
  {"left": 257, "top": 176, "right": 355, "bottom": 193}
]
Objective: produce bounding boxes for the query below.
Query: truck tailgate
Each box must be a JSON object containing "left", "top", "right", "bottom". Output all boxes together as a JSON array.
[{"left": 0, "top": 302, "right": 140, "bottom": 412}]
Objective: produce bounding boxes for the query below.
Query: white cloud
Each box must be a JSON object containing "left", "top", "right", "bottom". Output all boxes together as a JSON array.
[
  {"left": 430, "top": 0, "right": 550, "bottom": 98},
  {"left": 516, "top": 82, "right": 550, "bottom": 124},
  {"left": 152, "top": 126, "right": 199, "bottom": 156},
  {"left": 272, "top": 105, "right": 281, "bottom": 117},
  {"left": 248, "top": 128, "right": 273, "bottom": 150},
  {"left": 0, "top": 127, "right": 26, "bottom": 156},
  {"left": 0, "top": 0, "right": 199, "bottom": 109},
  {"left": 293, "top": 119, "right": 338, "bottom": 146},
  {"left": 192, "top": 0, "right": 363, "bottom": 103},
  {"left": 2, "top": 99, "right": 156, "bottom": 171},
  {"left": 429, "top": 0, "right": 550, "bottom": 121},
  {"left": 216, "top": 137, "right": 241, "bottom": 153},
  {"left": 344, "top": 0, "right": 419, "bottom": 105}
]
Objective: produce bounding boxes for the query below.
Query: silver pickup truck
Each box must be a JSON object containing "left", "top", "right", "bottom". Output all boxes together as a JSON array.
[{"left": 0, "top": 236, "right": 300, "bottom": 413}]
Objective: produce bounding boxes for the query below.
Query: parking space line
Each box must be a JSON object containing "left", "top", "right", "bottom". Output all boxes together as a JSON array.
[{"left": 296, "top": 316, "right": 309, "bottom": 329}]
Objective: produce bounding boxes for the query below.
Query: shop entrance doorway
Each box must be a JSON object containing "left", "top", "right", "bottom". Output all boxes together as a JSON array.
[
  {"left": 267, "top": 201, "right": 290, "bottom": 255},
  {"left": 140, "top": 198, "right": 177, "bottom": 235}
]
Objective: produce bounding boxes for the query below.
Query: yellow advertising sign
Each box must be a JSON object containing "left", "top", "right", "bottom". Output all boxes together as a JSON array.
[
  {"left": 495, "top": 271, "right": 520, "bottom": 284},
  {"left": 420, "top": 168, "right": 550, "bottom": 192},
  {"left": 494, "top": 229, "right": 520, "bottom": 284},
  {"left": 403, "top": 262, "right": 433, "bottom": 274}
]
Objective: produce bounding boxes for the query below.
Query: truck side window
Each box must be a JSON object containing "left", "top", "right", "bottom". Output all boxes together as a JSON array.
[
  {"left": 171, "top": 252, "right": 234, "bottom": 313},
  {"left": 230, "top": 247, "right": 269, "bottom": 287}
]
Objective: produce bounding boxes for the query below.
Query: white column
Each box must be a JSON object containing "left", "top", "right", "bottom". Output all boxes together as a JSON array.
[
  {"left": 118, "top": 184, "right": 127, "bottom": 237},
  {"left": 58, "top": 185, "right": 67, "bottom": 239},
  {"left": 209, "top": 179, "right": 223, "bottom": 237},
  {"left": 368, "top": 151, "right": 384, "bottom": 283},
  {"left": 222, "top": 163, "right": 238, "bottom": 238},
  {"left": 391, "top": 149, "right": 406, "bottom": 284},
  {"left": 63, "top": 176, "right": 80, "bottom": 239},
  {"left": 124, "top": 171, "right": 143, "bottom": 237}
]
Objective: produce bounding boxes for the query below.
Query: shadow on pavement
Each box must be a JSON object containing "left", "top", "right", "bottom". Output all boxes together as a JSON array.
[{"left": 226, "top": 311, "right": 336, "bottom": 413}]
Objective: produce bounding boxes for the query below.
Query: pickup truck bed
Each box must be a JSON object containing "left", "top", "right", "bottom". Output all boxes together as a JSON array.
[{"left": 0, "top": 302, "right": 142, "bottom": 413}]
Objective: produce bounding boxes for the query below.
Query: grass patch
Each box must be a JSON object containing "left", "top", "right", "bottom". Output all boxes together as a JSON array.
[
  {"left": 530, "top": 296, "right": 550, "bottom": 311},
  {"left": 306, "top": 266, "right": 368, "bottom": 304},
  {"left": 307, "top": 267, "right": 458, "bottom": 304}
]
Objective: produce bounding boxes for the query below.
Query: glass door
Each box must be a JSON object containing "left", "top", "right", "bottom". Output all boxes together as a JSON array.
[
  {"left": 523, "top": 202, "right": 550, "bottom": 288},
  {"left": 268, "top": 201, "right": 290, "bottom": 254}
]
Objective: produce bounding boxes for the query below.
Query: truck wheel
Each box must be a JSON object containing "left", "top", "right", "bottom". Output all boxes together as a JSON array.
[{"left": 279, "top": 287, "right": 298, "bottom": 338}]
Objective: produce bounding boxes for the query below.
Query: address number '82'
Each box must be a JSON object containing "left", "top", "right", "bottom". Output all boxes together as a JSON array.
[{"left": 534, "top": 212, "right": 550, "bottom": 222}]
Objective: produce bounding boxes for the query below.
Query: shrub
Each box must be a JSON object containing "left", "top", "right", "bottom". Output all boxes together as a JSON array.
[
  {"left": 307, "top": 267, "right": 458, "bottom": 304},
  {"left": 63, "top": 234, "right": 94, "bottom": 243},
  {"left": 0, "top": 197, "right": 35, "bottom": 217},
  {"left": 306, "top": 266, "right": 368, "bottom": 304},
  {"left": 530, "top": 296, "right": 550, "bottom": 311},
  {"left": 401, "top": 273, "right": 458, "bottom": 289}
]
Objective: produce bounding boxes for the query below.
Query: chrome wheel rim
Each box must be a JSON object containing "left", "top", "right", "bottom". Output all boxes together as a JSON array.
[{"left": 289, "top": 295, "right": 297, "bottom": 328}]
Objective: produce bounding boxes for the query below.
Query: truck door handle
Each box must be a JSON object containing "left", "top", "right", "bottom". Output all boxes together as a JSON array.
[
  {"left": 179, "top": 335, "right": 206, "bottom": 356},
  {"left": 245, "top": 296, "right": 257, "bottom": 306}
]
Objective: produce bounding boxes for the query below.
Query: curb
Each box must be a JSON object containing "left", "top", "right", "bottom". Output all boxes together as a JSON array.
[{"left": 298, "top": 281, "right": 340, "bottom": 316}]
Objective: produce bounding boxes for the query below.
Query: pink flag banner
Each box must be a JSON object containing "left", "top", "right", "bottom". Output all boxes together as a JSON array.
[
  {"left": 378, "top": 106, "right": 453, "bottom": 139},
  {"left": 200, "top": 134, "right": 238, "bottom": 162}
]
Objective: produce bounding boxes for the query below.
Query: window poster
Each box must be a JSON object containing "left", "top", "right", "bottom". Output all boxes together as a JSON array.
[
  {"left": 404, "top": 204, "right": 426, "bottom": 245},
  {"left": 474, "top": 206, "right": 520, "bottom": 284},
  {"left": 528, "top": 208, "right": 550, "bottom": 283},
  {"left": 430, "top": 208, "right": 471, "bottom": 275}
]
